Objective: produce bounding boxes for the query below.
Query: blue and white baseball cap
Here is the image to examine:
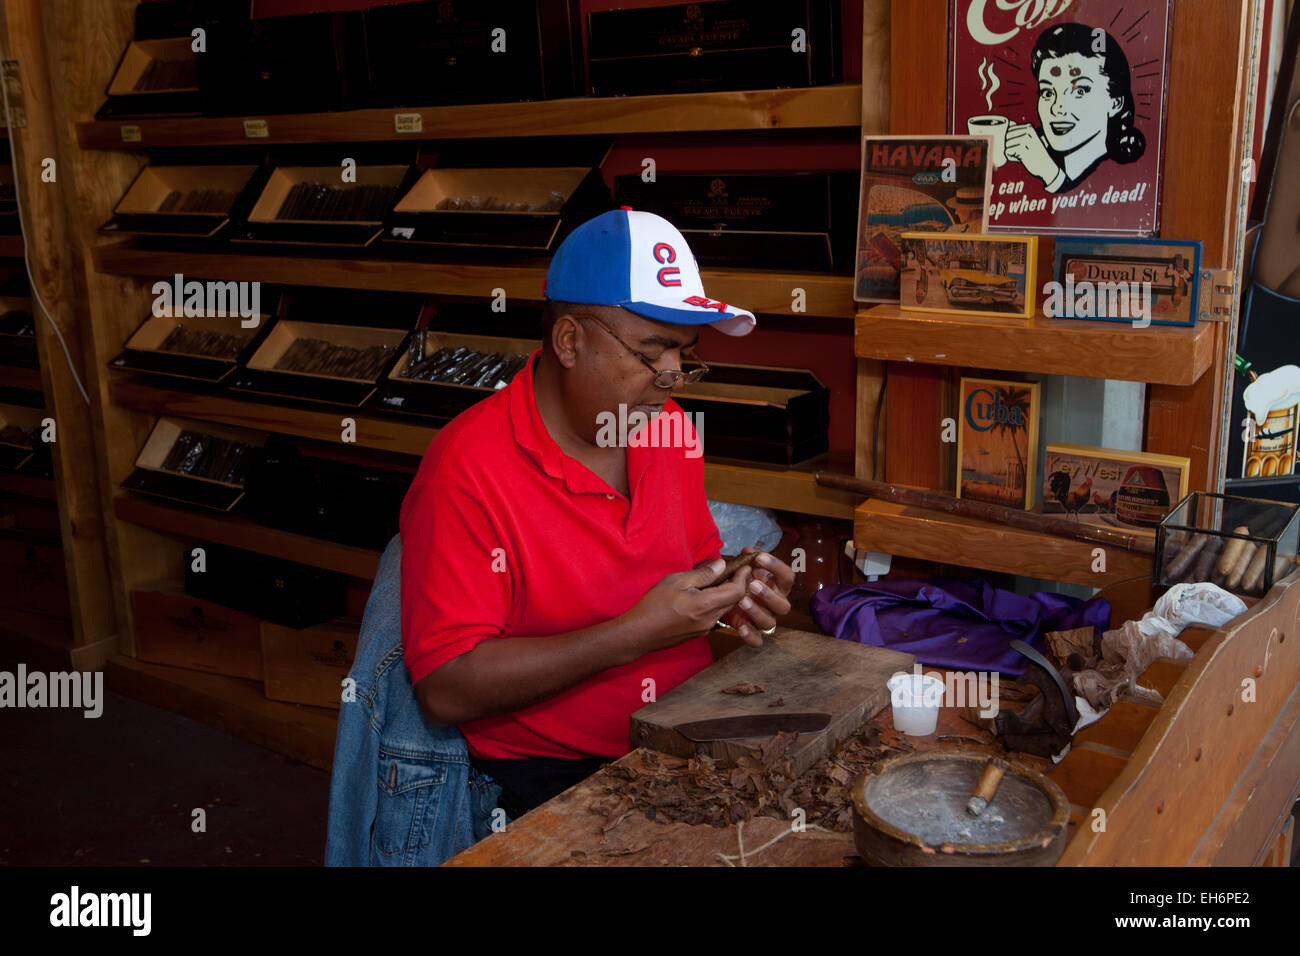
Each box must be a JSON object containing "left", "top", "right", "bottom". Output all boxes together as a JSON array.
[{"left": 545, "top": 208, "right": 756, "bottom": 336}]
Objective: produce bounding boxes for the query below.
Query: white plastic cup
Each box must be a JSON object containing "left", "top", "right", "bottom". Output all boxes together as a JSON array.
[{"left": 886, "top": 672, "right": 946, "bottom": 736}]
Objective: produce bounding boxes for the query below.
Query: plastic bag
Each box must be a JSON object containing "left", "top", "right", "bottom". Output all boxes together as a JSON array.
[{"left": 706, "top": 500, "right": 783, "bottom": 557}]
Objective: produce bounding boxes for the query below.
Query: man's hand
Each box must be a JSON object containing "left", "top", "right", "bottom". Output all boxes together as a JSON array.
[
  {"left": 625, "top": 559, "right": 753, "bottom": 654},
  {"left": 718, "top": 548, "right": 794, "bottom": 647}
]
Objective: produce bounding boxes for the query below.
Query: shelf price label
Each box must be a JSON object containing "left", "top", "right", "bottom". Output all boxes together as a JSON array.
[
  {"left": 119, "top": 125, "right": 142, "bottom": 143},
  {"left": 394, "top": 113, "right": 423, "bottom": 134},
  {"left": 242, "top": 119, "right": 269, "bottom": 139}
]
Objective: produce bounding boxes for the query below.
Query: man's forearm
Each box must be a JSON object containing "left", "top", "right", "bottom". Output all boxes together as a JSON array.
[{"left": 414, "top": 613, "right": 655, "bottom": 726}]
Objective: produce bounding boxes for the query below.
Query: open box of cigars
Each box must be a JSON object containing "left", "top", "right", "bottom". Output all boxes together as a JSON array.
[
  {"left": 0, "top": 296, "right": 37, "bottom": 368},
  {"left": 96, "top": 36, "right": 202, "bottom": 118},
  {"left": 673, "top": 364, "right": 830, "bottom": 466},
  {"left": 231, "top": 164, "right": 412, "bottom": 248},
  {"left": 376, "top": 330, "right": 541, "bottom": 420},
  {"left": 228, "top": 289, "right": 420, "bottom": 407},
  {"left": 120, "top": 416, "right": 268, "bottom": 512},
  {"left": 110, "top": 301, "right": 274, "bottom": 384},
  {"left": 383, "top": 165, "right": 606, "bottom": 252},
  {"left": 1155, "top": 492, "right": 1300, "bottom": 597},
  {"left": 99, "top": 164, "right": 262, "bottom": 239}
]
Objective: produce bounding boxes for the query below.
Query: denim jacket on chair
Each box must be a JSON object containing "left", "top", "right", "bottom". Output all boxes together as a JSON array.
[{"left": 325, "top": 533, "right": 505, "bottom": 866}]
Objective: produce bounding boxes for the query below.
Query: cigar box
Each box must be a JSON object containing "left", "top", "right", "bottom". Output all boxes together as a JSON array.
[
  {"left": 119, "top": 417, "right": 267, "bottom": 513},
  {"left": 231, "top": 165, "right": 412, "bottom": 248},
  {"left": 184, "top": 542, "right": 348, "bottom": 630},
  {"left": 613, "top": 171, "right": 857, "bottom": 271},
  {"left": 673, "top": 364, "right": 829, "bottom": 466},
  {"left": 0, "top": 531, "right": 70, "bottom": 619},
  {"left": 109, "top": 304, "right": 273, "bottom": 385},
  {"left": 98, "top": 164, "right": 262, "bottom": 240},
  {"left": 0, "top": 403, "right": 46, "bottom": 472},
  {"left": 95, "top": 36, "right": 202, "bottom": 119},
  {"left": 0, "top": 297, "right": 37, "bottom": 369},
  {"left": 229, "top": 320, "right": 408, "bottom": 407},
  {"left": 260, "top": 619, "right": 359, "bottom": 709},
  {"left": 587, "top": 0, "right": 841, "bottom": 96},
  {"left": 197, "top": 11, "right": 370, "bottom": 116},
  {"left": 131, "top": 582, "right": 265, "bottom": 681},
  {"left": 244, "top": 436, "right": 414, "bottom": 551},
  {"left": 1042, "top": 444, "right": 1190, "bottom": 537},
  {"left": 375, "top": 330, "right": 541, "bottom": 421},
  {"left": 1154, "top": 492, "right": 1299, "bottom": 597},
  {"left": 384, "top": 166, "right": 607, "bottom": 252},
  {"left": 366, "top": 0, "right": 581, "bottom": 106}
]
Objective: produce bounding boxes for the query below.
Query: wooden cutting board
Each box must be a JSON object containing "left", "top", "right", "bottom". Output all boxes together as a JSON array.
[{"left": 630, "top": 627, "right": 916, "bottom": 778}]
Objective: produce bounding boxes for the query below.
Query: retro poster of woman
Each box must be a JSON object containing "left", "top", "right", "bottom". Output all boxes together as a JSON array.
[{"left": 948, "top": 0, "right": 1172, "bottom": 235}]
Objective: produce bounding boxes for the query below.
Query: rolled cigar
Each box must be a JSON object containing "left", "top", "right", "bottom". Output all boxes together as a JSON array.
[
  {"left": 1241, "top": 544, "right": 1272, "bottom": 594},
  {"left": 1164, "top": 533, "right": 1207, "bottom": 581},
  {"left": 1225, "top": 540, "right": 1259, "bottom": 591},
  {"left": 1215, "top": 526, "right": 1252, "bottom": 577},
  {"left": 967, "top": 758, "right": 1008, "bottom": 817},
  {"left": 1186, "top": 536, "right": 1223, "bottom": 584}
]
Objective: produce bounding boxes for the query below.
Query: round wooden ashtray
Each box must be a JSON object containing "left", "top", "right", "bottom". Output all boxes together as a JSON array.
[{"left": 850, "top": 750, "right": 1070, "bottom": 867}]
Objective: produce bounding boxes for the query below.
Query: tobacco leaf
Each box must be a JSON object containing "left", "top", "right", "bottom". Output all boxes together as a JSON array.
[
  {"left": 767, "top": 696, "right": 786, "bottom": 708},
  {"left": 721, "top": 681, "right": 765, "bottom": 695}
]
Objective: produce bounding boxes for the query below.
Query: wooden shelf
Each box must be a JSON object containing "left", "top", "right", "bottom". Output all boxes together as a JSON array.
[
  {"left": 854, "top": 498, "right": 1152, "bottom": 587},
  {"left": 94, "top": 241, "right": 856, "bottom": 318},
  {"left": 855, "top": 306, "right": 1215, "bottom": 385},
  {"left": 0, "top": 235, "right": 25, "bottom": 258},
  {"left": 114, "top": 494, "right": 382, "bottom": 579},
  {"left": 109, "top": 377, "right": 857, "bottom": 519},
  {"left": 76, "top": 85, "right": 863, "bottom": 149},
  {"left": 105, "top": 654, "right": 338, "bottom": 771},
  {"left": 1, "top": 364, "right": 43, "bottom": 391},
  {"left": 0, "top": 471, "right": 55, "bottom": 501}
]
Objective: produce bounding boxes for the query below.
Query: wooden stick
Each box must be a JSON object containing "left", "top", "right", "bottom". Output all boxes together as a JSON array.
[{"left": 813, "top": 471, "right": 1156, "bottom": 556}]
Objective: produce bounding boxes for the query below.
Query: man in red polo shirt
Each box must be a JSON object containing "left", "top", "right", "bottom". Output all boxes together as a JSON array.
[{"left": 400, "top": 209, "right": 794, "bottom": 816}]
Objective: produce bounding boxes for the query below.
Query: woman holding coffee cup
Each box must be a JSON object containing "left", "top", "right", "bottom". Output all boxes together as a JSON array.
[{"left": 998, "top": 23, "right": 1145, "bottom": 194}]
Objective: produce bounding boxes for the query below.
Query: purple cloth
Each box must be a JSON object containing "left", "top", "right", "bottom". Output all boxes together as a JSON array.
[{"left": 810, "top": 576, "right": 1111, "bottom": 677}]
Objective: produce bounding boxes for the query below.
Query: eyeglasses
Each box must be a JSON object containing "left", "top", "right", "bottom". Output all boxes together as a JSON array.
[{"left": 575, "top": 313, "right": 709, "bottom": 390}]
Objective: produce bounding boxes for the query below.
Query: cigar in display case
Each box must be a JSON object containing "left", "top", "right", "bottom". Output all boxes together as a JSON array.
[
  {"left": 399, "top": 346, "right": 528, "bottom": 386},
  {"left": 156, "top": 325, "right": 250, "bottom": 361},
  {"left": 276, "top": 183, "right": 401, "bottom": 223}
]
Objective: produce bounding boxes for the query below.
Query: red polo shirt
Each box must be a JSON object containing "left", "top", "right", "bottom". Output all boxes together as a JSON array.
[{"left": 400, "top": 349, "right": 722, "bottom": 759}]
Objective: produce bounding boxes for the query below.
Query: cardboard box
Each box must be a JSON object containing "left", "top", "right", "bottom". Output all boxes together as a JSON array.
[
  {"left": 231, "top": 165, "right": 412, "bottom": 249},
  {"left": 98, "top": 164, "right": 261, "bottom": 239},
  {"left": 110, "top": 305, "right": 271, "bottom": 384},
  {"left": 131, "top": 583, "right": 264, "bottom": 681},
  {"left": 376, "top": 330, "right": 541, "bottom": 420},
  {"left": 1043, "top": 443, "right": 1190, "bottom": 535},
  {"left": 229, "top": 318, "right": 409, "bottom": 408},
  {"left": 260, "top": 620, "right": 358, "bottom": 709},
  {"left": 384, "top": 166, "right": 606, "bottom": 252},
  {"left": 119, "top": 417, "right": 267, "bottom": 512},
  {"left": 95, "top": 37, "right": 202, "bottom": 118}
]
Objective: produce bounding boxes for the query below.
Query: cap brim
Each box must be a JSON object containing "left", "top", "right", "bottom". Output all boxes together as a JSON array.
[{"left": 623, "top": 300, "right": 756, "bottom": 337}]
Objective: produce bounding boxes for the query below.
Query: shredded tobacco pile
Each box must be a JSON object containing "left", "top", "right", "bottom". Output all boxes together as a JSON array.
[{"left": 588, "top": 721, "right": 924, "bottom": 833}]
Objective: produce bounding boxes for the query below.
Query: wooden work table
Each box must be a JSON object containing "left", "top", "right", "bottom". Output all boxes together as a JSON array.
[{"left": 447, "top": 570, "right": 1300, "bottom": 867}]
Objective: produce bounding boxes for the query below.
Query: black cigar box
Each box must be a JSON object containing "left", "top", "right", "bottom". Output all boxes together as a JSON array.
[
  {"left": 0, "top": 296, "right": 37, "bottom": 369},
  {"left": 366, "top": 0, "right": 581, "bottom": 107},
  {"left": 120, "top": 417, "right": 267, "bottom": 512},
  {"left": 587, "top": 0, "right": 841, "bottom": 97},
  {"left": 197, "top": 11, "right": 370, "bottom": 116},
  {"left": 384, "top": 164, "right": 608, "bottom": 252},
  {"left": 184, "top": 541, "right": 347, "bottom": 630},
  {"left": 673, "top": 363, "right": 829, "bottom": 466},
  {"left": 0, "top": 402, "right": 47, "bottom": 472},
  {"left": 614, "top": 171, "right": 858, "bottom": 271},
  {"left": 244, "top": 436, "right": 414, "bottom": 551},
  {"left": 109, "top": 288, "right": 275, "bottom": 385},
  {"left": 98, "top": 164, "right": 263, "bottom": 240},
  {"left": 377, "top": 330, "right": 541, "bottom": 421},
  {"left": 228, "top": 289, "right": 421, "bottom": 408},
  {"left": 95, "top": 36, "right": 203, "bottom": 119},
  {"left": 230, "top": 164, "right": 413, "bottom": 248}
]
